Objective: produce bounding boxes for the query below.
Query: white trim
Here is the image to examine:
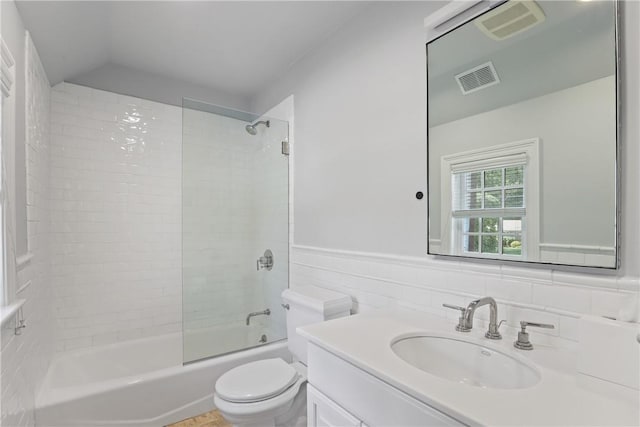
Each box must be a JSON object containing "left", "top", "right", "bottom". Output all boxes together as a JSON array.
[
  {"left": 450, "top": 153, "right": 527, "bottom": 174},
  {"left": 15, "top": 252, "right": 33, "bottom": 271},
  {"left": 15, "top": 279, "right": 31, "bottom": 295},
  {"left": 291, "top": 245, "right": 600, "bottom": 319},
  {"left": 428, "top": 239, "right": 442, "bottom": 253},
  {"left": 0, "top": 37, "right": 17, "bottom": 306},
  {"left": 423, "top": 1, "right": 501, "bottom": 36},
  {"left": 292, "top": 244, "right": 629, "bottom": 290},
  {"left": 293, "top": 244, "right": 432, "bottom": 266},
  {"left": 539, "top": 244, "right": 616, "bottom": 256},
  {"left": 441, "top": 138, "right": 539, "bottom": 166},
  {"left": 0, "top": 298, "right": 24, "bottom": 329},
  {"left": 1, "top": 38, "right": 15, "bottom": 99},
  {"left": 451, "top": 208, "right": 526, "bottom": 218},
  {"left": 438, "top": 138, "right": 540, "bottom": 261}
]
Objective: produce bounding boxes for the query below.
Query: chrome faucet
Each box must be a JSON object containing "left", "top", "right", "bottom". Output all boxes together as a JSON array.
[
  {"left": 443, "top": 296, "right": 503, "bottom": 340},
  {"left": 246, "top": 309, "right": 270, "bottom": 326}
]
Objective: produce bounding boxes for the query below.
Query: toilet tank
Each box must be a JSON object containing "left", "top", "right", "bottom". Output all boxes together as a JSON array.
[{"left": 281, "top": 286, "right": 352, "bottom": 364}]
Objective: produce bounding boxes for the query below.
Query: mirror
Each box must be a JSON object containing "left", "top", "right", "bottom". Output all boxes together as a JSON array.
[{"left": 427, "top": 0, "right": 618, "bottom": 268}]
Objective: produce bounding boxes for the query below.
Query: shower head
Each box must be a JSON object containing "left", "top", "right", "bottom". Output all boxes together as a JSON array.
[
  {"left": 245, "top": 124, "right": 257, "bottom": 135},
  {"left": 245, "top": 120, "right": 270, "bottom": 135}
]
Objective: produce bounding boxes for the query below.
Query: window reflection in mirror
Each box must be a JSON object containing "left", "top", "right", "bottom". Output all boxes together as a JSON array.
[{"left": 427, "top": 0, "right": 618, "bottom": 268}]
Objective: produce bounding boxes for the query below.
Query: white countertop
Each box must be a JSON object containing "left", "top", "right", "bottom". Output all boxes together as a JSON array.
[{"left": 298, "top": 308, "right": 640, "bottom": 426}]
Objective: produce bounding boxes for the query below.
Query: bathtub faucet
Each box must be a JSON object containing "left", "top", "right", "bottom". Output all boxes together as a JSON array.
[{"left": 246, "top": 309, "right": 271, "bottom": 326}]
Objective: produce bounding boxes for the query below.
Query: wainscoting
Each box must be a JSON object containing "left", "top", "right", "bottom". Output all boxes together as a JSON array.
[{"left": 291, "top": 245, "right": 639, "bottom": 344}]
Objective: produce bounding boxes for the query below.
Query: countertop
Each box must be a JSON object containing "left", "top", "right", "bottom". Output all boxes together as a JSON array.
[{"left": 298, "top": 308, "right": 640, "bottom": 426}]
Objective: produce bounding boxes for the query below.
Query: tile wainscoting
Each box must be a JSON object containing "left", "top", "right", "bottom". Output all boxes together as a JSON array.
[{"left": 291, "top": 245, "right": 639, "bottom": 344}]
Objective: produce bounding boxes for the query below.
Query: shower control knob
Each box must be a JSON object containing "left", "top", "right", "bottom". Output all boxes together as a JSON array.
[{"left": 416, "top": 191, "right": 424, "bottom": 200}]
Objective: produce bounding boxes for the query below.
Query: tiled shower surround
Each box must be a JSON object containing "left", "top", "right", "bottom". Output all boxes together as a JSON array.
[
  {"left": 49, "top": 83, "right": 289, "bottom": 353},
  {"left": 182, "top": 109, "right": 268, "bottom": 333},
  {"left": 49, "top": 83, "right": 183, "bottom": 351}
]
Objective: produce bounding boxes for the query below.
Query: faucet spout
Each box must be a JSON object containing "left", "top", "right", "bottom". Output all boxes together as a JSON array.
[
  {"left": 246, "top": 309, "right": 271, "bottom": 326},
  {"left": 462, "top": 297, "right": 502, "bottom": 340}
]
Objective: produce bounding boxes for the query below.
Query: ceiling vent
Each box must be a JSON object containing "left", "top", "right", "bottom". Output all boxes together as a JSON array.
[
  {"left": 475, "top": 1, "right": 546, "bottom": 41},
  {"left": 455, "top": 61, "right": 500, "bottom": 95}
]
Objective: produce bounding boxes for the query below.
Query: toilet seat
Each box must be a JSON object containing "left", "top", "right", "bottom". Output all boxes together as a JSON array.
[
  {"left": 214, "top": 361, "right": 308, "bottom": 425},
  {"left": 215, "top": 358, "right": 299, "bottom": 403}
]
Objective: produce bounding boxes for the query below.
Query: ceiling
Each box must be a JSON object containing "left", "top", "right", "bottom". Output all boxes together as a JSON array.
[
  {"left": 16, "top": 1, "right": 371, "bottom": 98},
  {"left": 428, "top": 0, "right": 616, "bottom": 126}
]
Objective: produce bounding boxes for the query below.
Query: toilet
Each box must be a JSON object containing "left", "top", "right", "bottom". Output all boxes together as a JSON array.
[{"left": 214, "top": 286, "right": 352, "bottom": 427}]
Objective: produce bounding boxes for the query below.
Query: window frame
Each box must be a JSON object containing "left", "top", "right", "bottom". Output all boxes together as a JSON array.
[
  {"left": 452, "top": 165, "right": 526, "bottom": 258},
  {"left": 440, "top": 138, "right": 540, "bottom": 261}
]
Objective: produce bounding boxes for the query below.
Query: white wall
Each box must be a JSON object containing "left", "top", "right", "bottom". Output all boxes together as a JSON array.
[
  {"left": 429, "top": 76, "right": 616, "bottom": 250},
  {"left": 0, "top": 31, "right": 53, "bottom": 427},
  {"left": 70, "top": 63, "right": 251, "bottom": 111},
  {"left": 252, "top": 1, "right": 439, "bottom": 257},
  {"left": 49, "top": 83, "right": 182, "bottom": 352},
  {"left": 251, "top": 1, "right": 639, "bottom": 333}
]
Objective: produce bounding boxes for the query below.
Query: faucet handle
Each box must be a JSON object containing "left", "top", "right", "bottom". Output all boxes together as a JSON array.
[
  {"left": 520, "top": 320, "right": 555, "bottom": 331},
  {"left": 442, "top": 303, "right": 466, "bottom": 312},
  {"left": 442, "top": 304, "right": 471, "bottom": 332},
  {"left": 514, "top": 320, "right": 555, "bottom": 350}
]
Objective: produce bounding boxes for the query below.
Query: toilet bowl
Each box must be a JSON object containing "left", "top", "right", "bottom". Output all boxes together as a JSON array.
[
  {"left": 214, "top": 286, "right": 352, "bottom": 427},
  {"left": 214, "top": 359, "right": 307, "bottom": 427}
]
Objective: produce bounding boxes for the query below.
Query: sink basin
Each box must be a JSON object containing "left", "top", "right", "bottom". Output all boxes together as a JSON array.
[{"left": 391, "top": 335, "right": 540, "bottom": 389}]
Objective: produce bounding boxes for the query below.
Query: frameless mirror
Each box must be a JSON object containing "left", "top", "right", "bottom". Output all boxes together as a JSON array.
[{"left": 427, "top": 0, "right": 618, "bottom": 268}]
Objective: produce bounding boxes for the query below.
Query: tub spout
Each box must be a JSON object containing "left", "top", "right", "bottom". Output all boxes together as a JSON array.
[{"left": 246, "top": 309, "right": 271, "bottom": 326}]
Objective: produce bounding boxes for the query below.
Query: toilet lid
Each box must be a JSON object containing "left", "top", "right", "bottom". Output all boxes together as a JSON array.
[{"left": 215, "top": 358, "right": 299, "bottom": 403}]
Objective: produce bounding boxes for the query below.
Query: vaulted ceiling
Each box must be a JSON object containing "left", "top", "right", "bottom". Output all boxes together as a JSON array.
[{"left": 16, "top": 1, "right": 371, "bottom": 98}]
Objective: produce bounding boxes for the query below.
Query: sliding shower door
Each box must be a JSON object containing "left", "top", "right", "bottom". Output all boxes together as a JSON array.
[{"left": 182, "top": 99, "right": 289, "bottom": 363}]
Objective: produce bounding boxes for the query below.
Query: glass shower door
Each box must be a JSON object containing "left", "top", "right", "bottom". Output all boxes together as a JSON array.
[{"left": 182, "top": 99, "right": 289, "bottom": 363}]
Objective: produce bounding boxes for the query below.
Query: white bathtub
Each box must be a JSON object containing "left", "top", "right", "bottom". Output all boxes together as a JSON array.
[{"left": 36, "top": 328, "right": 290, "bottom": 427}]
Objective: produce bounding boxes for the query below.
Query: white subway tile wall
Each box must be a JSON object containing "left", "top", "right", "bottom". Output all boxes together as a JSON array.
[
  {"left": 182, "top": 109, "right": 290, "bottom": 359},
  {"left": 49, "top": 83, "right": 182, "bottom": 352},
  {"left": 291, "top": 246, "right": 639, "bottom": 343},
  {"left": 1, "top": 35, "right": 53, "bottom": 427},
  {"left": 182, "top": 108, "right": 260, "bottom": 335}
]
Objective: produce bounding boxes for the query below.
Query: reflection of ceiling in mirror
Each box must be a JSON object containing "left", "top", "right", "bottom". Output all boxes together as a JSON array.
[{"left": 428, "top": 0, "right": 616, "bottom": 127}]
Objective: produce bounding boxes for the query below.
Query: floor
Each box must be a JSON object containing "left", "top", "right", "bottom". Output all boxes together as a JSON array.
[{"left": 167, "top": 410, "right": 232, "bottom": 427}]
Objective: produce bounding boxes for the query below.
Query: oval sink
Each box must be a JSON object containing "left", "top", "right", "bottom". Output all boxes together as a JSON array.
[{"left": 391, "top": 335, "right": 540, "bottom": 389}]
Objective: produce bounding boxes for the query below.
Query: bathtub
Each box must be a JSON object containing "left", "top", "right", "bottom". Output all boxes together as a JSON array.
[{"left": 36, "top": 327, "right": 290, "bottom": 427}]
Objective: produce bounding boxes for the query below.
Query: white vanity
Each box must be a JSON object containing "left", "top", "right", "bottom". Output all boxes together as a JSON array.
[{"left": 299, "top": 309, "right": 639, "bottom": 426}]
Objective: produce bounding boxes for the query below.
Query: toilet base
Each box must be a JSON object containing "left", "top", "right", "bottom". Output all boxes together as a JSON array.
[{"left": 217, "top": 382, "right": 307, "bottom": 427}]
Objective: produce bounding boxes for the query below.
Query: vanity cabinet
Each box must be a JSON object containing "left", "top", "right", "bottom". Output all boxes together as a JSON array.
[
  {"left": 306, "top": 343, "right": 465, "bottom": 427},
  {"left": 307, "top": 385, "right": 362, "bottom": 427}
]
